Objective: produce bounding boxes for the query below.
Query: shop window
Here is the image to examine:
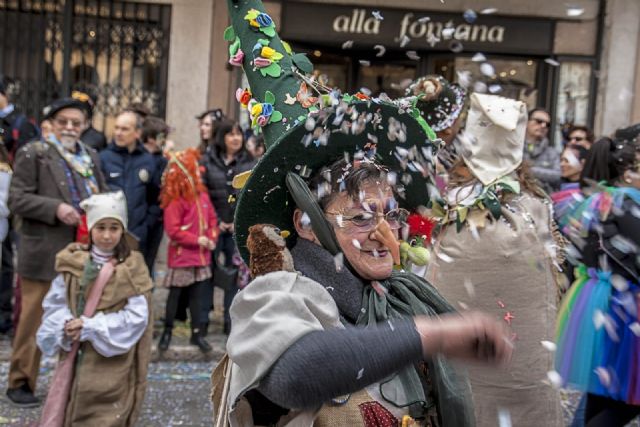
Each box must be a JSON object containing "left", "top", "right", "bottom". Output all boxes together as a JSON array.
[
  {"left": 553, "top": 61, "right": 592, "bottom": 145},
  {"left": 358, "top": 63, "right": 416, "bottom": 98}
]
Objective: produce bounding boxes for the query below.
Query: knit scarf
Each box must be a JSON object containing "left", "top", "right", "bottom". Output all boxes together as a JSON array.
[
  {"left": 286, "top": 173, "right": 474, "bottom": 426},
  {"left": 46, "top": 134, "right": 99, "bottom": 195}
]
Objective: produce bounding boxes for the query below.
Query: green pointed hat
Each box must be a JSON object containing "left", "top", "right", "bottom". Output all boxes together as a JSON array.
[{"left": 226, "top": 0, "right": 439, "bottom": 262}]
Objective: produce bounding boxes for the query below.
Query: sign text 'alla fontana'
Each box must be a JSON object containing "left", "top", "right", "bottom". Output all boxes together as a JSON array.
[{"left": 281, "top": 4, "right": 555, "bottom": 55}]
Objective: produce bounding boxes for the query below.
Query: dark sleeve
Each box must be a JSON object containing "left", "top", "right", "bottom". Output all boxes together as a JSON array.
[
  {"left": 89, "top": 149, "right": 108, "bottom": 192},
  {"left": 16, "top": 120, "right": 39, "bottom": 150},
  {"left": 616, "top": 202, "right": 640, "bottom": 248},
  {"left": 257, "top": 318, "right": 422, "bottom": 409},
  {"left": 9, "top": 145, "right": 60, "bottom": 224},
  {"left": 145, "top": 156, "right": 164, "bottom": 226}
]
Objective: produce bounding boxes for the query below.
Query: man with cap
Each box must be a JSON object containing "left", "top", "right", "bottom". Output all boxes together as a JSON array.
[
  {"left": 71, "top": 90, "right": 107, "bottom": 151},
  {"left": 6, "top": 97, "right": 107, "bottom": 406}
]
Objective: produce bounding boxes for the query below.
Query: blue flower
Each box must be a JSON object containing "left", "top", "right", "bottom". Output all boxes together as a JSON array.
[
  {"left": 256, "top": 13, "right": 273, "bottom": 27},
  {"left": 261, "top": 103, "right": 274, "bottom": 117}
]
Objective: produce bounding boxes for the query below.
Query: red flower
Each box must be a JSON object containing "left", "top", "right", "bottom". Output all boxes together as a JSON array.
[
  {"left": 354, "top": 92, "right": 370, "bottom": 100},
  {"left": 407, "top": 213, "right": 436, "bottom": 241}
]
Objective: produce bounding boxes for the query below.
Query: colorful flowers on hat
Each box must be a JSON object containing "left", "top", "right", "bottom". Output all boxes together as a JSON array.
[
  {"left": 246, "top": 91, "right": 283, "bottom": 129},
  {"left": 235, "top": 88, "right": 252, "bottom": 109},
  {"left": 252, "top": 39, "right": 283, "bottom": 78},
  {"left": 228, "top": 37, "right": 244, "bottom": 67},
  {"left": 296, "top": 82, "right": 319, "bottom": 109},
  {"left": 244, "top": 8, "right": 276, "bottom": 37}
]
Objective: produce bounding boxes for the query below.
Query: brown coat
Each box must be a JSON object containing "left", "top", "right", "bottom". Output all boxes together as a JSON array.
[
  {"left": 9, "top": 141, "right": 107, "bottom": 282},
  {"left": 56, "top": 246, "right": 153, "bottom": 427}
]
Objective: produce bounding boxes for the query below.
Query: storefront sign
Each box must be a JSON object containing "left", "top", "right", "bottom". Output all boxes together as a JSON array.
[{"left": 281, "top": 3, "right": 555, "bottom": 55}]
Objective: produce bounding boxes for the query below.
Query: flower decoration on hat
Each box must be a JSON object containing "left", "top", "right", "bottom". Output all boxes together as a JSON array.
[
  {"left": 246, "top": 90, "right": 283, "bottom": 129},
  {"left": 252, "top": 39, "right": 284, "bottom": 78},
  {"left": 228, "top": 37, "right": 244, "bottom": 67},
  {"left": 236, "top": 88, "right": 252, "bottom": 109},
  {"left": 244, "top": 8, "right": 276, "bottom": 37}
]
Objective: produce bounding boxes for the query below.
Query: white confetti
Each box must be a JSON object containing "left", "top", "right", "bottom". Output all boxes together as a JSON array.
[
  {"left": 399, "top": 35, "right": 411, "bottom": 48},
  {"left": 473, "top": 81, "right": 488, "bottom": 93},
  {"left": 456, "top": 70, "right": 473, "bottom": 89},
  {"left": 372, "top": 10, "right": 383, "bottom": 20},
  {"left": 374, "top": 44, "right": 386, "bottom": 57},
  {"left": 372, "top": 249, "right": 379, "bottom": 258},
  {"left": 436, "top": 252, "right": 454, "bottom": 263},
  {"left": 498, "top": 408, "right": 512, "bottom": 427},
  {"left": 418, "top": 16, "right": 431, "bottom": 23},
  {"left": 488, "top": 84, "right": 502, "bottom": 93},
  {"left": 566, "top": 6, "right": 585, "bottom": 17},
  {"left": 359, "top": 60, "right": 371, "bottom": 67},
  {"left": 442, "top": 27, "right": 455, "bottom": 39},
  {"left": 463, "top": 9, "right": 477, "bottom": 24},
  {"left": 540, "top": 340, "right": 557, "bottom": 352},
  {"left": 594, "top": 367, "right": 611, "bottom": 388},
  {"left": 352, "top": 239, "right": 362, "bottom": 250},
  {"left": 610, "top": 274, "right": 629, "bottom": 292},
  {"left": 333, "top": 252, "right": 344, "bottom": 272},
  {"left": 546, "top": 370, "right": 563, "bottom": 388},
  {"left": 387, "top": 319, "right": 395, "bottom": 331},
  {"left": 480, "top": 62, "right": 495, "bottom": 77},
  {"left": 406, "top": 50, "right": 420, "bottom": 61},
  {"left": 458, "top": 301, "right": 469, "bottom": 310},
  {"left": 341, "top": 40, "right": 354, "bottom": 49},
  {"left": 480, "top": 8, "right": 498, "bottom": 14},
  {"left": 630, "top": 322, "right": 640, "bottom": 336},
  {"left": 545, "top": 58, "right": 560, "bottom": 67},
  {"left": 356, "top": 368, "right": 364, "bottom": 379},
  {"left": 464, "top": 278, "right": 475, "bottom": 298},
  {"left": 426, "top": 33, "right": 440, "bottom": 47},
  {"left": 471, "top": 52, "right": 486, "bottom": 62}
]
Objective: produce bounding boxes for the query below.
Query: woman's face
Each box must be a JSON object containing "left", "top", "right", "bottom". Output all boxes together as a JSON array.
[
  {"left": 91, "top": 218, "right": 123, "bottom": 253},
  {"left": 224, "top": 126, "right": 244, "bottom": 156},
  {"left": 325, "top": 183, "right": 398, "bottom": 281},
  {"left": 200, "top": 115, "right": 213, "bottom": 141},
  {"left": 560, "top": 147, "right": 584, "bottom": 182}
]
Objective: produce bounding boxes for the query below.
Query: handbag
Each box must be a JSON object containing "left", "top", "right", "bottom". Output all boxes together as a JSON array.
[
  {"left": 39, "top": 260, "right": 116, "bottom": 427},
  {"left": 213, "top": 263, "right": 239, "bottom": 292}
]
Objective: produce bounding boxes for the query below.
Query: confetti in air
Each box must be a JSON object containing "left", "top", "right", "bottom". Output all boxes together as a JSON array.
[
  {"left": 352, "top": 239, "right": 362, "bottom": 250},
  {"left": 544, "top": 58, "right": 560, "bottom": 67},
  {"left": 497, "top": 409, "right": 512, "bottom": 427},
  {"left": 546, "top": 370, "right": 563, "bottom": 389},
  {"left": 540, "top": 340, "right": 557, "bottom": 352},
  {"left": 333, "top": 252, "right": 344, "bottom": 272},
  {"left": 374, "top": 45, "right": 386, "bottom": 57},
  {"left": 372, "top": 10, "right": 384, "bottom": 20},
  {"left": 471, "top": 52, "right": 487, "bottom": 62},
  {"left": 436, "top": 252, "right": 454, "bottom": 263},
  {"left": 341, "top": 40, "right": 354, "bottom": 49},
  {"left": 406, "top": 51, "right": 420, "bottom": 61}
]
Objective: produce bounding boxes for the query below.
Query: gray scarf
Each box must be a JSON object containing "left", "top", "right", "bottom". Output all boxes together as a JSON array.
[{"left": 287, "top": 173, "right": 474, "bottom": 426}]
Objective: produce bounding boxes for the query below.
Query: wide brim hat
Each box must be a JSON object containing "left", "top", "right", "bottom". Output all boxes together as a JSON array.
[
  {"left": 225, "top": 0, "right": 436, "bottom": 263},
  {"left": 409, "top": 76, "right": 466, "bottom": 133},
  {"left": 42, "top": 97, "right": 90, "bottom": 120}
]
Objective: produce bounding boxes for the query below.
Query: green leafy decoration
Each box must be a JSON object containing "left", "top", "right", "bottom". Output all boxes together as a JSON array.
[
  {"left": 260, "top": 63, "right": 281, "bottom": 78},
  {"left": 271, "top": 51, "right": 284, "bottom": 61},
  {"left": 291, "top": 53, "right": 314, "bottom": 73},
  {"left": 244, "top": 9, "right": 259, "bottom": 20},
  {"left": 269, "top": 111, "right": 283, "bottom": 123},
  {"left": 264, "top": 91, "right": 275, "bottom": 105},
  {"left": 229, "top": 37, "right": 241, "bottom": 56},
  {"left": 262, "top": 25, "right": 276, "bottom": 37},
  {"left": 258, "top": 38, "right": 269, "bottom": 46},
  {"left": 223, "top": 26, "right": 236, "bottom": 42}
]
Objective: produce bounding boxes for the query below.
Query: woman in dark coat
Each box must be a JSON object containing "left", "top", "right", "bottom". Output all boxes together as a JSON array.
[{"left": 201, "top": 120, "right": 255, "bottom": 334}]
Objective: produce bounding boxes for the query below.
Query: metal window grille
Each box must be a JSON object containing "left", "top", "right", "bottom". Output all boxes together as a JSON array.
[{"left": 0, "top": 0, "right": 171, "bottom": 131}]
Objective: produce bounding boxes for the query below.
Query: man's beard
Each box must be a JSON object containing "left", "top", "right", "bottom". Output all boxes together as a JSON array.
[{"left": 59, "top": 132, "right": 78, "bottom": 151}]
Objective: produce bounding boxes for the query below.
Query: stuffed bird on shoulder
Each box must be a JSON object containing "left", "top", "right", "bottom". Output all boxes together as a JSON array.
[{"left": 247, "top": 224, "right": 295, "bottom": 279}]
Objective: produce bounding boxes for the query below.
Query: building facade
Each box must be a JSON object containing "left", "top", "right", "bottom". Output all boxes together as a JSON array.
[{"left": 1, "top": 0, "right": 639, "bottom": 147}]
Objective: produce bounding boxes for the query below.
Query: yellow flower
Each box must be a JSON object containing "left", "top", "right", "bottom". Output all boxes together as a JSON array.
[
  {"left": 261, "top": 46, "right": 276, "bottom": 59},
  {"left": 251, "top": 103, "right": 263, "bottom": 117},
  {"left": 249, "top": 19, "right": 259, "bottom": 27}
]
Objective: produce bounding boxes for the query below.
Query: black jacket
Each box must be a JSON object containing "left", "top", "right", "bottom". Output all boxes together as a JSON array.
[
  {"left": 201, "top": 146, "right": 255, "bottom": 224},
  {"left": 99, "top": 141, "right": 162, "bottom": 253},
  {"left": 81, "top": 126, "right": 107, "bottom": 151},
  {"left": 0, "top": 107, "right": 38, "bottom": 157}
]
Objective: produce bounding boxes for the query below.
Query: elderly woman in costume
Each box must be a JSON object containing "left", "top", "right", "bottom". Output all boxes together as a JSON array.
[
  {"left": 36, "top": 192, "right": 153, "bottom": 426},
  {"left": 426, "top": 93, "right": 564, "bottom": 426},
  {"left": 211, "top": 2, "right": 513, "bottom": 426}
]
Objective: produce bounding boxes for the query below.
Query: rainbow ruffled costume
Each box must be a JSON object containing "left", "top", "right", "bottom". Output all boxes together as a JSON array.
[{"left": 555, "top": 185, "right": 640, "bottom": 404}]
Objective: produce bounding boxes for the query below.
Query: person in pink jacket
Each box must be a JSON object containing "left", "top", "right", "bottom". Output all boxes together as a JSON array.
[{"left": 158, "top": 148, "right": 219, "bottom": 353}]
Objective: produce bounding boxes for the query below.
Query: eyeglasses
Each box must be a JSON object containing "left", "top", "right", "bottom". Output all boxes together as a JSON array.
[
  {"left": 568, "top": 136, "right": 585, "bottom": 142},
  {"left": 326, "top": 208, "right": 409, "bottom": 233},
  {"left": 54, "top": 118, "right": 84, "bottom": 128},
  {"left": 531, "top": 118, "right": 550, "bottom": 127}
]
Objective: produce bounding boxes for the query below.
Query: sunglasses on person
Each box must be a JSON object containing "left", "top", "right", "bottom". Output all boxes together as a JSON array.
[
  {"left": 568, "top": 135, "right": 586, "bottom": 142},
  {"left": 530, "top": 118, "right": 550, "bottom": 127},
  {"left": 54, "top": 117, "right": 84, "bottom": 128}
]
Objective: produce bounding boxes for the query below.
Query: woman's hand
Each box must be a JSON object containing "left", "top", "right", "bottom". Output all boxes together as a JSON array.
[
  {"left": 64, "top": 318, "right": 84, "bottom": 342},
  {"left": 414, "top": 311, "right": 513, "bottom": 365},
  {"left": 197, "top": 236, "right": 210, "bottom": 248}
]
